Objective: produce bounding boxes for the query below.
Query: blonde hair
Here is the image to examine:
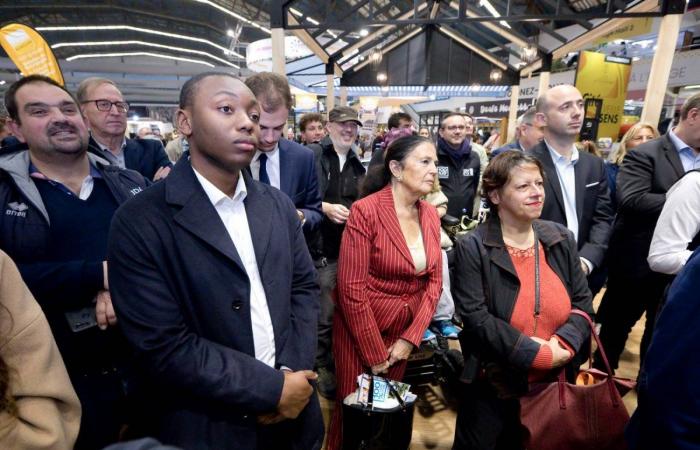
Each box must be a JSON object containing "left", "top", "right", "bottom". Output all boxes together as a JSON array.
[{"left": 612, "top": 122, "right": 660, "bottom": 165}]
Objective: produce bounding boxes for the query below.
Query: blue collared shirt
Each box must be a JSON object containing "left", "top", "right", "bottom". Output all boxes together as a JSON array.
[
  {"left": 545, "top": 141, "right": 580, "bottom": 242},
  {"left": 668, "top": 128, "right": 700, "bottom": 172},
  {"left": 29, "top": 162, "right": 102, "bottom": 200}
]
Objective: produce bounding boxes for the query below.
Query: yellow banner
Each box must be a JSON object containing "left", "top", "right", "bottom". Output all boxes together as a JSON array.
[
  {"left": 575, "top": 51, "right": 632, "bottom": 140},
  {"left": 594, "top": 18, "right": 653, "bottom": 45},
  {"left": 0, "top": 23, "right": 64, "bottom": 85}
]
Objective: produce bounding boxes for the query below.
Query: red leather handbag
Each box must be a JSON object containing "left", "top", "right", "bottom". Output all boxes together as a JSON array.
[{"left": 519, "top": 310, "right": 633, "bottom": 450}]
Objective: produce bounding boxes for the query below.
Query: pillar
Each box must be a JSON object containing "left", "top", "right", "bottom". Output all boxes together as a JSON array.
[
  {"left": 640, "top": 14, "right": 682, "bottom": 125},
  {"left": 326, "top": 74, "right": 335, "bottom": 112},
  {"left": 538, "top": 71, "right": 550, "bottom": 98},
  {"left": 340, "top": 86, "right": 348, "bottom": 106},
  {"left": 271, "top": 28, "right": 285, "bottom": 75},
  {"left": 507, "top": 84, "right": 520, "bottom": 142}
]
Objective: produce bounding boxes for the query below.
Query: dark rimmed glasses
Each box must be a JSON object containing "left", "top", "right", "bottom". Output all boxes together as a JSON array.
[{"left": 83, "top": 99, "right": 130, "bottom": 113}]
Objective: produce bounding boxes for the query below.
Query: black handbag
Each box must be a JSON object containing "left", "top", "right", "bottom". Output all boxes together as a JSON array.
[{"left": 341, "top": 373, "right": 415, "bottom": 450}]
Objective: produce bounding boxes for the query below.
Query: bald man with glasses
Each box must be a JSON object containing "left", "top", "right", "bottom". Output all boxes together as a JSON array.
[{"left": 78, "top": 77, "right": 172, "bottom": 181}]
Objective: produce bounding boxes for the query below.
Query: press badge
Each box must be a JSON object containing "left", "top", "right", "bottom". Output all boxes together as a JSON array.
[
  {"left": 437, "top": 166, "right": 449, "bottom": 179},
  {"left": 463, "top": 168, "right": 474, "bottom": 177},
  {"left": 65, "top": 306, "right": 98, "bottom": 332}
]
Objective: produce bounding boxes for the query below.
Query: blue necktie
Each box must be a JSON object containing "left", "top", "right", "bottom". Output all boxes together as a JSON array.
[{"left": 258, "top": 153, "right": 270, "bottom": 185}]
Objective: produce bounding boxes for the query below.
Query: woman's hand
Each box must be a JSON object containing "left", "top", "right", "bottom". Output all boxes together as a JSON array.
[
  {"left": 371, "top": 361, "right": 390, "bottom": 375},
  {"left": 548, "top": 337, "right": 573, "bottom": 368},
  {"left": 387, "top": 339, "right": 414, "bottom": 366},
  {"left": 531, "top": 336, "right": 573, "bottom": 368}
]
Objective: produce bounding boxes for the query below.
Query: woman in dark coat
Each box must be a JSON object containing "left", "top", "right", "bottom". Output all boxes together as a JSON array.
[{"left": 451, "top": 151, "right": 594, "bottom": 450}]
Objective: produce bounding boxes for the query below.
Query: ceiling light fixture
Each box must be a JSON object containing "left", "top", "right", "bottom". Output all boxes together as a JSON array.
[
  {"left": 65, "top": 51, "right": 216, "bottom": 67},
  {"left": 190, "top": 0, "right": 271, "bottom": 33},
  {"left": 489, "top": 68, "right": 503, "bottom": 83},
  {"left": 479, "top": 0, "right": 511, "bottom": 29},
  {"left": 377, "top": 72, "right": 387, "bottom": 82},
  {"left": 360, "top": 29, "right": 369, "bottom": 37},
  {"left": 52, "top": 40, "right": 239, "bottom": 68},
  {"left": 37, "top": 25, "right": 244, "bottom": 59}
]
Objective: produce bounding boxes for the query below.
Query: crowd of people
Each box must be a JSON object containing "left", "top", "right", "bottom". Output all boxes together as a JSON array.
[{"left": 0, "top": 69, "right": 698, "bottom": 450}]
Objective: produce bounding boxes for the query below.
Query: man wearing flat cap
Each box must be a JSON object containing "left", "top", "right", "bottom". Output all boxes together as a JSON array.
[{"left": 306, "top": 106, "right": 366, "bottom": 399}]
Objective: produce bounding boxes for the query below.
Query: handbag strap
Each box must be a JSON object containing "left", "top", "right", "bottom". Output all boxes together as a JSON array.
[
  {"left": 533, "top": 236, "right": 541, "bottom": 335},
  {"left": 569, "top": 309, "right": 621, "bottom": 407}
]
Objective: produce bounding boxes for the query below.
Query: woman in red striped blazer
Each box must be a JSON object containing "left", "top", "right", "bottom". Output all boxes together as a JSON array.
[{"left": 327, "top": 135, "right": 443, "bottom": 449}]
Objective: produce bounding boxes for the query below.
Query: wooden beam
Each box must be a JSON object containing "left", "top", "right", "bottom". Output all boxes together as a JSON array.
[
  {"left": 641, "top": 13, "right": 682, "bottom": 125},
  {"left": 520, "top": 0, "right": 658, "bottom": 77},
  {"left": 271, "top": 28, "right": 285, "bottom": 75},
  {"left": 341, "top": 2, "right": 429, "bottom": 56},
  {"left": 286, "top": 13, "right": 343, "bottom": 76},
  {"left": 437, "top": 25, "right": 508, "bottom": 70},
  {"left": 351, "top": 27, "right": 423, "bottom": 72},
  {"left": 507, "top": 84, "right": 520, "bottom": 142},
  {"left": 448, "top": 1, "right": 529, "bottom": 48},
  {"left": 326, "top": 74, "right": 335, "bottom": 112}
]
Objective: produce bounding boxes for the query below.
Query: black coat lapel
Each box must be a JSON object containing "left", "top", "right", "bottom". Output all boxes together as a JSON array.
[
  {"left": 242, "top": 171, "right": 273, "bottom": 269},
  {"left": 167, "top": 160, "right": 245, "bottom": 271},
  {"left": 532, "top": 143, "right": 565, "bottom": 214}
]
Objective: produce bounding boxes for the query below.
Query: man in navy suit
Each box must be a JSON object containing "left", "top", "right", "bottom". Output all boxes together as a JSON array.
[
  {"left": 527, "top": 85, "right": 614, "bottom": 293},
  {"left": 77, "top": 77, "right": 172, "bottom": 181},
  {"left": 108, "top": 72, "right": 323, "bottom": 450},
  {"left": 244, "top": 72, "right": 322, "bottom": 236}
]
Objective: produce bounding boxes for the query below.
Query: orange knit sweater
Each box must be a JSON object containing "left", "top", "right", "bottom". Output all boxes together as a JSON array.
[{"left": 507, "top": 244, "right": 573, "bottom": 375}]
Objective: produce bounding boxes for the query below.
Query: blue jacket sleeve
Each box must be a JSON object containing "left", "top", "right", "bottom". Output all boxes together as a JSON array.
[
  {"left": 300, "top": 153, "right": 323, "bottom": 234},
  {"left": 275, "top": 194, "right": 320, "bottom": 370}
]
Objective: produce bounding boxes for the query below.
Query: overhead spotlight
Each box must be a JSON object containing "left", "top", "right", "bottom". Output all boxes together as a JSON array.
[
  {"left": 377, "top": 72, "right": 387, "bottom": 83},
  {"left": 369, "top": 47, "right": 383, "bottom": 68},
  {"left": 489, "top": 68, "right": 503, "bottom": 83},
  {"left": 0, "top": 80, "right": 5, "bottom": 85},
  {"left": 358, "top": 55, "right": 364, "bottom": 61},
  {"left": 470, "top": 83, "right": 481, "bottom": 90},
  {"left": 227, "top": 29, "right": 235, "bottom": 37},
  {"left": 359, "top": 29, "right": 369, "bottom": 37},
  {"left": 132, "top": 114, "right": 139, "bottom": 121}
]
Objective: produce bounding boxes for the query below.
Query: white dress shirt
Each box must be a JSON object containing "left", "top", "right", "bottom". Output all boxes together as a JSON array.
[
  {"left": 669, "top": 128, "right": 700, "bottom": 172},
  {"left": 192, "top": 168, "right": 277, "bottom": 367},
  {"left": 545, "top": 141, "right": 593, "bottom": 272},
  {"left": 251, "top": 145, "right": 281, "bottom": 189},
  {"left": 648, "top": 171, "right": 700, "bottom": 275}
]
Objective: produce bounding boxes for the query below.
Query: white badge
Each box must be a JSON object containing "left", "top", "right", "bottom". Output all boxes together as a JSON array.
[
  {"left": 463, "top": 168, "right": 474, "bottom": 177},
  {"left": 438, "top": 166, "right": 449, "bottom": 179}
]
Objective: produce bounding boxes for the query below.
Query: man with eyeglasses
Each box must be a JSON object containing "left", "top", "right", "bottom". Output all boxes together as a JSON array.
[
  {"left": 491, "top": 106, "right": 544, "bottom": 158},
  {"left": 77, "top": 77, "right": 172, "bottom": 181},
  {"left": 0, "top": 75, "right": 149, "bottom": 449},
  {"left": 436, "top": 112, "right": 483, "bottom": 219}
]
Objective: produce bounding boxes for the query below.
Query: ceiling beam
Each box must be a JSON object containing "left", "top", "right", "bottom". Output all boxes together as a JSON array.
[
  {"left": 520, "top": 0, "right": 659, "bottom": 76},
  {"left": 350, "top": 27, "right": 423, "bottom": 72},
  {"left": 437, "top": 25, "right": 509, "bottom": 70},
  {"left": 286, "top": 13, "right": 343, "bottom": 75}
]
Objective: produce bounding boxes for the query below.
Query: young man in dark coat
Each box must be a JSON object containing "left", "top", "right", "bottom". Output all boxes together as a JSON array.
[{"left": 107, "top": 72, "right": 323, "bottom": 450}]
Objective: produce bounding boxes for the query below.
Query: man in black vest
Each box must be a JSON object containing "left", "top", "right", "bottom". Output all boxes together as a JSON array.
[
  {"left": 436, "top": 112, "right": 482, "bottom": 219},
  {"left": 307, "top": 106, "right": 366, "bottom": 398}
]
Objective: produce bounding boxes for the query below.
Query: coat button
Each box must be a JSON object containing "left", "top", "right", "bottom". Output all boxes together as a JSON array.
[{"left": 232, "top": 301, "right": 243, "bottom": 311}]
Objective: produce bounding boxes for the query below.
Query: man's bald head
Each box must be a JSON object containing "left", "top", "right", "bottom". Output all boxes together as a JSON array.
[
  {"left": 536, "top": 84, "right": 583, "bottom": 114},
  {"left": 535, "top": 84, "right": 584, "bottom": 141}
]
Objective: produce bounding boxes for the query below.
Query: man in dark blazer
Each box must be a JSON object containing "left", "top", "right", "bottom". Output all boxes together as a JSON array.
[
  {"left": 596, "top": 92, "right": 700, "bottom": 372},
  {"left": 244, "top": 72, "right": 322, "bottom": 235},
  {"left": 108, "top": 72, "right": 323, "bottom": 450},
  {"left": 528, "top": 85, "right": 614, "bottom": 290},
  {"left": 77, "top": 77, "right": 172, "bottom": 181}
]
